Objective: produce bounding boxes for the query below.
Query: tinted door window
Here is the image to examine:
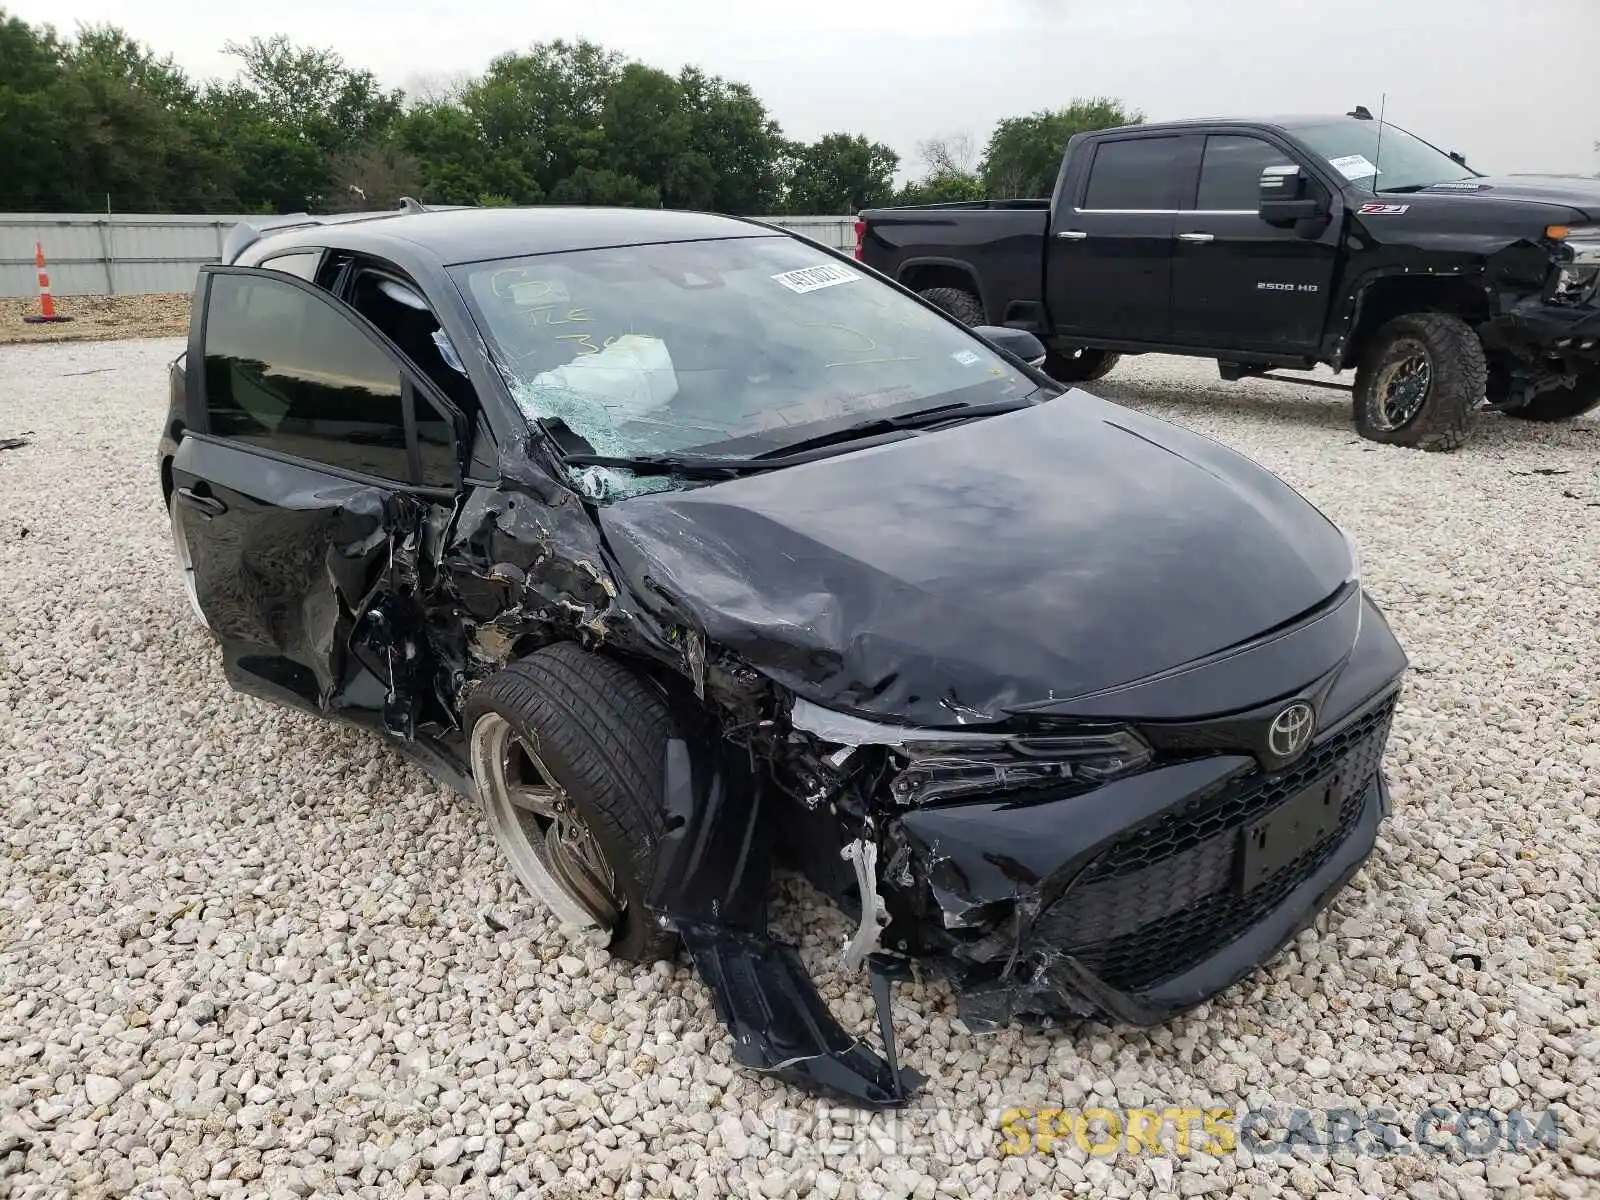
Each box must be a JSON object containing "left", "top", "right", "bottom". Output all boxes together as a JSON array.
[
  {"left": 1196, "top": 136, "right": 1294, "bottom": 211},
  {"left": 414, "top": 389, "right": 457, "bottom": 487},
  {"left": 202, "top": 272, "right": 411, "bottom": 481},
  {"left": 1081, "top": 138, "right": 1185, "bottom": 211}
]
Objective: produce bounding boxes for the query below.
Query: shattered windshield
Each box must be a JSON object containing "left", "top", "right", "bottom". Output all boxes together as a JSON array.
[
  {"left": 1288, "top": 120, "right": 1475, "bottom": 194},
  {"left": 454, "top": 236, "right": 1034, "bottom": 500}
]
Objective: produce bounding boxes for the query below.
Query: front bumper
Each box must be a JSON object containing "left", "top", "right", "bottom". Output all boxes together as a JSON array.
[
  {"left": 1485, "top": 299, "right": 1600, "bottom": 359},
  {"left": 899, "top": 690, "right": 1397, "bottom": 1030},
  {"left": 1061, "top": 773, "right": 1384, "bottom": 1025}
]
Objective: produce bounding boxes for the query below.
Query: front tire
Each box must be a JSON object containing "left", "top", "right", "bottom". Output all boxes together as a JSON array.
[
  {"left": 464, "top": 643, "right": 677, "bottom": 962},
  {"left": 917, "top": 286, "right": 984, "bottom": 326},
  {"left": 1352, "top": 312, "right": 1483, "bottom": 451},
  {"left": 1045, "top": 347, "right": 1121, "bottom": 383},
  {"left": 1503, "top": 370, "right": 1600, "bottom": 422}
]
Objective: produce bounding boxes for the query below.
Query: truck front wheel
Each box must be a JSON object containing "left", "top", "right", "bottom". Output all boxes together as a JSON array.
[
  {"left": 1503, "top": 369, "right": 1600, "bottom": 422},
  {"left": 1352, "top": 313, "right": 1482, "bottom": 451},
  {"left": 1045, "top": 348, "right": 1121, "bottom": 383},
  {"left": 918, "top": 286, "right": 985, "bottom": 326}
]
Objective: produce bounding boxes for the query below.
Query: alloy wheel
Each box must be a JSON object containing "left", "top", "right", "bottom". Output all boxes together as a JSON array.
[
  {"left": 1368, "top": 340, "right": 1433, "bottom": 432},
  {"left": 469, "top": 712, "right": 624, "bottom": 931}
]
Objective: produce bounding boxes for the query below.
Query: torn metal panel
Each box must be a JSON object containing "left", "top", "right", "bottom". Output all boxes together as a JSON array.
[
  {"left": 649, "top": 738, "right": 920, "bottom": 1106},
  {"left": 647, "top": 738, "right": 768, "bottom": 930},
  {"left": 678, "top": 925, "right": 922, "bottom": 1107}
]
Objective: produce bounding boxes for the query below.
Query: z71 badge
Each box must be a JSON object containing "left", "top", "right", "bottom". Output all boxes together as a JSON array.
[{"left": 1359, "top": 203, "right": 1410, "bottom": 215}]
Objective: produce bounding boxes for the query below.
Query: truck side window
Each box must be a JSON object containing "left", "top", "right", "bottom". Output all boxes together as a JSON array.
[
  {"left": 1196, "top": 136, "right": 1295, "bottom": 211},
  {"left": 1081, "top": 137, "right": 1184, "bottom": 211}
]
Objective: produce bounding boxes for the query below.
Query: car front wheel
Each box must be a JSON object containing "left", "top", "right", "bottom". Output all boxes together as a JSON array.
[
  {"left": 1352, "top": 313, "right": 1482, "bottom": 451},
  {"left": 464, "top": 642, "right": 677, "bottom": 962}
]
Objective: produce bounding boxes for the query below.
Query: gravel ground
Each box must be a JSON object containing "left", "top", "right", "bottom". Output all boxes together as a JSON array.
[
  {"left": 2, "top": 338, "right": 1598, "bottom": 1200},
  {"left": 0, "top": 296, "right": 191, "bottom": 346}
]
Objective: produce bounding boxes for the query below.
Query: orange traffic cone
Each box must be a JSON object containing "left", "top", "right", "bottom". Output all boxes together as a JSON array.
[{"left": 22, "top": 241, "right": 72, "bottom": 324}]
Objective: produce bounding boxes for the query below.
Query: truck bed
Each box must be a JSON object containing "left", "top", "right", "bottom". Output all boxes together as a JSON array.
[{"left": 857, "top": 203, "right": 1050, "bottom": 327}]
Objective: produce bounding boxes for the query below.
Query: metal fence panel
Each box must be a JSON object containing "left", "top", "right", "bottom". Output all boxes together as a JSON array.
[{"left": 1, "top": 212, "right": 857, "bottom": 298}]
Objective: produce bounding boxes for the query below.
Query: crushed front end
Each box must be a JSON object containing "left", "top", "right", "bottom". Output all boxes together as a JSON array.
[{"left": 741, "top": 587, "right": 1407, "bottom": 1102}]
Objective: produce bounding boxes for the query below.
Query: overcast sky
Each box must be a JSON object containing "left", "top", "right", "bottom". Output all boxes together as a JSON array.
[{"left": 11, "top": 0, "right": 1599, "bottom": 180}]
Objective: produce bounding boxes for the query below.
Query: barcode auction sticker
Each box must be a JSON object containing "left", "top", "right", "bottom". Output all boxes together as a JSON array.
[
  {"left": 772, "top": 264, "right": 860, "bottom": 294},
  {"left": 1327, "top": 153, "right": 1380, "bottom": 182}
]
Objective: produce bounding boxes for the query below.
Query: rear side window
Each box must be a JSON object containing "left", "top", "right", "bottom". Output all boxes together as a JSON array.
[
  {"left": 1196, "top": 136, "right": 1295, "bottom": 211},
  {"left": 259, "top": 250, "right": 322, "bottom": 281},
  {"left": 1082, "top": 138, "right": 1185, "bottom": 211},
  {"left": 202, "top": 272, "right": 412, "bottom": 481}
]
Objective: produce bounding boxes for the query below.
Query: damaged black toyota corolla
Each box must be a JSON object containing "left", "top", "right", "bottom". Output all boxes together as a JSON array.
[{"left": 157, "top": 204, "right": 1408, "bottom": 1106}]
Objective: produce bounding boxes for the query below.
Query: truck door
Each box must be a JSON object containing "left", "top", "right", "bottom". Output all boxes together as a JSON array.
[
  {"left": 1047, "top": 133, "right": 1198, "bottom": 344},
  {"left": 1169, "top": 134, "right": 1340, "bottom": 354}
]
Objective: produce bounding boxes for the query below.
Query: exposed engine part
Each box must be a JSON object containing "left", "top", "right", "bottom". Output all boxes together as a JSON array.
[{"left": 839, "top": 839, "right": 889, "bottom": 972}]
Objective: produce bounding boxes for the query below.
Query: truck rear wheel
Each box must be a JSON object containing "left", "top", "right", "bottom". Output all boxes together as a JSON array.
[
  {"left": 1045, "top": 348, "right": 1121, "bottom": 383},
  {"left": 1503, "top": 370, "right": 1600, "bottom": 422},
  {"left": 1352, "top": 313, "right": 1482, "bottom": 451},
  {"left": 918, "top": 287, "right": 984, "bottom": 326}
]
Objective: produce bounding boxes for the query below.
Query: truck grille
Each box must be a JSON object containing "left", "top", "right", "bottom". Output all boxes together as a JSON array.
[{"left": 1036, "top": 696, "right": 1395, "bottom": 993}]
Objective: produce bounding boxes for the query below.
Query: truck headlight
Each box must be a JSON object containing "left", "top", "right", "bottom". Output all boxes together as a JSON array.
[
  {"left": 1548, "top": 225, "right": 1600, "bottom": 306},
  {"left": 788, "top": 699, "right": 1152, "bottom": 806}
]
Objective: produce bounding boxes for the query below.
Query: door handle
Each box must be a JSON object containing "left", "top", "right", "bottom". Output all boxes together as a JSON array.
[
  {"left": 1177, "top": 232, "right": 1215, "bottom": 244},
  {"left": 176, "top": 486, "right": 227, "bottom": 517},
  {"left": 1054, "top": 230, "right": 1088, "bottom": 241}
]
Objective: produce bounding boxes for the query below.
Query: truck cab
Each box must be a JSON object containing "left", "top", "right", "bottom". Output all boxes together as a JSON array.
[{"left": 860, "top": 111, "right": 1600, "bottom": 450}]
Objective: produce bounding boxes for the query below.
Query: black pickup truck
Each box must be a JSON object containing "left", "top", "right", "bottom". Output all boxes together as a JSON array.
[{"left": 858, "top": 110, "right": 1600, "bottom": 449}]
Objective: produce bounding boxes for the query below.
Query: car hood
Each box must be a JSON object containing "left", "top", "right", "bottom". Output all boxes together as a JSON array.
[
  {"left": 598, "top": 391, "right": 1354, "bottom": 727},
  {"left": 1417, "top": 175, "right": 1600, "bottom": 218}
]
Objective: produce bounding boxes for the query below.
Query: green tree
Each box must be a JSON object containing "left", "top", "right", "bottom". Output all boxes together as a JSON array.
[
  {"left": 784, "top": 133, "right": 898, "bottom": 214},
  {"left": 64, "top": 26, "right": 237, "bottom": 211},
  {"left": 396, "top": 101, "right": 539, "bottom": 206},
  {"left": 461, "top": 40, "right": 623, "bottom": 199},
  {"left": 202, "top": 35, "right": 405, "bottom": 211},
  {"left": 601, "top": 63, "right": 691, "bottom": 204},
  {"left": 982, "top": 98, "right": 1142, "bottom": 198},
  {"left": 894, "top": 170, "right": 986, "bottom": 206},
  {"left": 675, "top": 68, "right": 787, "bottom": 213},
  {"left": 0, "top": 14, "right": 80, "bottom": 209},
  {"left": 895, "top": 134, "right": 986, "bottom": 205},
  {"left": 549, "top": 166, "right": 660, "bottom": 208}
]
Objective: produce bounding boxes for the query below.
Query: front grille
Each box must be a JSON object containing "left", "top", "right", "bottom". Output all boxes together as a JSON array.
[{"left": 1036, "top": 695, "right": 1395, "bottom": 992}]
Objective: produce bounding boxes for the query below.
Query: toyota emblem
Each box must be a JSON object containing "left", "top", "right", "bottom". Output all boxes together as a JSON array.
[{"left": 1267, "top": 702, "right": 1316, "bottom": 763}]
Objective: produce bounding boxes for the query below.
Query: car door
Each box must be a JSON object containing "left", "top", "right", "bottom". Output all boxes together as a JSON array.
[
  {"left": 1169, "top": 133, "right": 1341, "bottom": 353},
  {"left": 171, "top": 265, "right": 465, "bottom": 737},
  {"left": 1047, "top": 133, "right": 1200, "bottom": 344}
]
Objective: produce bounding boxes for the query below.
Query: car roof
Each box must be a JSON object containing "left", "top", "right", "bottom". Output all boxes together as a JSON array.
[
  {"left": 1085, "top": 114, "right": 1375, "bottom": 137},
  {"left": 243, "top": 206, "right": 776, "bottom": 267}
]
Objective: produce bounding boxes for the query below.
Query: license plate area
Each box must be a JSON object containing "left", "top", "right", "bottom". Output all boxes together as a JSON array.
[{"left": 1236, "top": 774, "right": 1342, "bottom": 894}]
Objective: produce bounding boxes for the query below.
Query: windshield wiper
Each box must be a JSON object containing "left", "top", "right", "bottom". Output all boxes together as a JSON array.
[
  {"left": 561, "top": 452, "right": 771, "bottom": 478},
  {"left": 749, "top": 396, "right": 1039, "bottom": 460},
  {"left": 562, "top": 396, "right": 1044, "bottom": 480}
]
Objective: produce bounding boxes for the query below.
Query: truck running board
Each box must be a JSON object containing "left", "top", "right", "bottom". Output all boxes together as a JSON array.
[{"left": 1220, "top": 362, "right": 1352, "bottom": 391}]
